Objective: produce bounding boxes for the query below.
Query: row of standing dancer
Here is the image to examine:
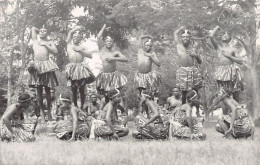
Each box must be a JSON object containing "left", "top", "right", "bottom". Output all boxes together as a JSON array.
[{"left": 0, "top": 24, "right": 254, "bottom": 142}]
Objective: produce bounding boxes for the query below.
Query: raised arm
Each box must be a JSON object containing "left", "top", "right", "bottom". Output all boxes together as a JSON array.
[
  {"left": 174, "top": 26, "right": 184, "bottom": 44},
  {"left": 97, "top": 24, "right": 107, "bottom": 50},
  {"left": 66, "top": 26, "right": 84, "bottom": 43},
  {"left": 31, "top": 27, "right": 39, "bottom": 41},
  {"left": 97, "top": 24, "right": 106, "bottom": 40},
  {"left": 209, "top": 26, "right": 220, "bottom": 50}
]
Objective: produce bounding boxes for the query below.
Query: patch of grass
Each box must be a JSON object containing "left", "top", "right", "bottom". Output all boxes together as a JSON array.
[{"left": 1, "top": 125, "right": 260, "bottom": 165}]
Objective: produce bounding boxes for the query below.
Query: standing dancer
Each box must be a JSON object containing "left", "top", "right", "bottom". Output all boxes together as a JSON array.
[
  {"left": 134, "top": 35, "right": 161, "bottom": 95},
  {"left": 134, "top": 35, "right": 161, "bottom": 119},
  {"left": 174, "top": 27, "right": 202, "bottom": 104},
  {"left": 66, "top": 26, "right": 95, "bottom": 110},
  {"left": 27, "top": 26, "right": 59, "bottom": 121},
  {"left": 209, "top": 26, "right": 244, "bottom": 103},
  {"left": 96, "top": 24, "right": 128, "bottom": 96}
]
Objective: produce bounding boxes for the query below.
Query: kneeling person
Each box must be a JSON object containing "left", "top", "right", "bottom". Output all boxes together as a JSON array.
[
  {"left": 131, "top": 90, "right": 169, "bottom": 140},
  {"left": 54, "top": 93, "right": 89, "bottom": 141},
  {"left": 94, "top": 89, "right": 129, "bottom": 140},
  {"left": 0, "top": 93, "right": 36, "bottom": 142},
  {"left": 213, "top": 94, "right": 254, "bottom": 139},
  {"left": 169, "top": 90, "right": 206, "bottom": 140}
]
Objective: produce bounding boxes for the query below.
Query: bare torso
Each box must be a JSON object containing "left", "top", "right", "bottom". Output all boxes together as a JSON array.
[
  {"left": 176, "top": 43, "right": 196, "bottom": 67},
  {"left": 137, "top": 49, "right": 153, "bottom": 73},
  {"left": 67, "top": 43, "right": 84, "bottom": 63},
  {"left": 100, "top": 48, "right": 117, "bottom": 73},
  {"left": 88, "top": 103, "right": 100, "bottom": 115},
  {"left": 32, "top": 39, "right": 50, "bottom": 61},
  {"left": 167, "top": 96, "right": 181, "bottom": 108},
  {"left": 216, "top": 46, "right": 236, "bottom": 66}
]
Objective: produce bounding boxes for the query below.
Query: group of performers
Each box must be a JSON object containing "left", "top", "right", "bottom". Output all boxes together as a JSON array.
[{"left": 0, "top": 24, "right": 254, "bottom": 142}]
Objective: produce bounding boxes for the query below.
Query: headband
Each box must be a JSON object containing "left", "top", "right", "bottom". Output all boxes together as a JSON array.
[
  {"left": 18, "top": 96, "right": 31, "bottom": 103},
  {"left": 141, "top": 35, "right": 153, "bottom": 46},
  {"left": 141, "top": 90, "right": 151, "bottom": 98},
  {"left": 105, "top": 36, "right": 113, "bottom": 42},
  {"left": 111, "top": 89, "right": 120, "bottom": 98},
  {"left": 182, "top": 30, "right": 191, "bottom": 36},
  {"left": 143, "top": 39, "right": 152, "bottom": 45},
  {"left": 40, "top": 25, "right": 47, "bottom": 30},
  {"left": 188, "top": 90, "right": 197, "bottom": 101},
  {"left": 59, "top": 94, "right": 70, "bottom": 102}
]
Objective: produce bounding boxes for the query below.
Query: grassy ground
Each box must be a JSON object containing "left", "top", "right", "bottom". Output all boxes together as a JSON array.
[{"left": 1, "top": 122, "right": 260, "bottom": 165}]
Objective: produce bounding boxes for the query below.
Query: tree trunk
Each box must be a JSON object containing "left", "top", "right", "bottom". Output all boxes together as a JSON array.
[
  {"left": 248, "top": 0, "right": 259, "bottom": 120},
  {"left": 7, "top": 50, "right": 14, "bottom": 106},
  {"left": 250, "top": 66, "right": 260, "bottom": 120},
  {"left": 15, "top": 44, "right": 28, "bottom": 96}
]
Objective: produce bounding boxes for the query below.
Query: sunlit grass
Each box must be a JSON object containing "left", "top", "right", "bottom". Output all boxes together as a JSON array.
[{"left": 1, "top": 124, "right": 260, "bottom": 165}]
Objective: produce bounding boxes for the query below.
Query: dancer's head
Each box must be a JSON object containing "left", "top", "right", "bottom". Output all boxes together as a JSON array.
[
  {"left": 139, "top": 90, "right": 153, "bottom": 104},
  {"left": 18, "top": 93, "right": 32, "bottom": 109},
  {"left": 58, "top": 93, "right": 71, "bottom": 109},
  {"left": 172, "top": 87, "right": 180, "bottom": 98},
  {"left": 221, "top": 31, "right": 231, "bottom": 43},
  {"left": 90, "top": 93, "right": 98, "bottom": 103},
  {"left": 181, "top": 30, "right": 191, "bottom": 46},
  {"left": 141, "top": 36, "right": 153, "bottom": 52},
  {"left": 39, "top": 25, "right": 48, "bottom": 38},
  {"left": 105, "top": 36, "right": 114, "bottom": 49},
  {"left": 72, "top": 31, "right": 83, "bottom": 44}
]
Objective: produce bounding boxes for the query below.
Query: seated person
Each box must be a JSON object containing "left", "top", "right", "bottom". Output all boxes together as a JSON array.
[
  {"left": 130, "top": 90, "right": 169, "bottom": 140},
  {"left": 94, "top": 89, "right": 129, "bottom": 140},
  {"left": 164, "top": 87, "right": 182, "bottom": 120},
  {"left": 83, "top": 93, "right": 100, "bottom": 118},
  {"left": 169, "top": 90, "right": 206, "bottom": 140},
  {"left": 54, "top": 93, "right": 89, "bottom": 141},
  {"left": 212, "top": 93, "right": 254, "bottom": 139},
  {"left": 0, "top": 93, "right": 36, "bottom": 142}
]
